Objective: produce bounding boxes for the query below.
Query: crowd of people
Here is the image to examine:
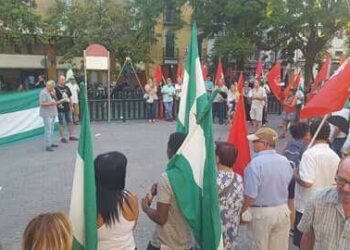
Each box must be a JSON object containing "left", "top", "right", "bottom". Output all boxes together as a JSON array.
[
  {"left": 21, "top": 116, "right": 350, "bottom": 250},
  {"left": 19, "top": 72, "right": 350, "bottom": 249}
]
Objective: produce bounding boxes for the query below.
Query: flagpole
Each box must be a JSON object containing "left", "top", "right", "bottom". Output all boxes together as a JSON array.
[
  {"left": 307, "top": 114, "right": 328, "bottom": 148},
  {"left": 107, "top": 51, "right": 111, "bottom": 123}
]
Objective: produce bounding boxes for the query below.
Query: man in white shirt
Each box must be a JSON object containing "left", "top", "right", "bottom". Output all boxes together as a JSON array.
[
  {"left": 250, "top": 80, "right": 267, "bottom": 130},
  {"left": 66, "top": 77, "right": 80, "bottom": 124},
  {"left": 293, "top": 120, "right": 340, "bottom": 247}
]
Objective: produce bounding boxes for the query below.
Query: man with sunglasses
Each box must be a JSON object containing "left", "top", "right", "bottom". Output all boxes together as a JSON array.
[
  {"left": 298, "top": 156, "right": 350, "bottom": 250},
  {"left": 242, "top": 127, "right": 293, "bottom": 250}
]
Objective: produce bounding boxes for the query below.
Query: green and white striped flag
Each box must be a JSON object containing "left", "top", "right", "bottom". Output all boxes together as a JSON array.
[
  {"left": 69, "top": 85, "right": 98, "bottom": 250},
  {"left": 0, "top": 89, "right": 46, "bottom": 146},
  {"left": 170, "top": 23, "right": 223, "bottom": 249}
]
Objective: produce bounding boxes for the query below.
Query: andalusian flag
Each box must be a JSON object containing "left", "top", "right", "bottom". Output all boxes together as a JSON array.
[
  {"left": 171, "top": 23, "right": 223, "bottom": 249},
  {"left": 69, "top": 85, "right": 98, "bottom": 250},
  {"left": 0, "top": 89, "right": 46, "bottom": 146}
]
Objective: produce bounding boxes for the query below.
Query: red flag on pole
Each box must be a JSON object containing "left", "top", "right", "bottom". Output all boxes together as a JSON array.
[
  {"left": 154, "top": 65, "right": 163, "bottom": 85},
  {"left": 202, "top": 63, "right": 208, "bottom": 80},
  {"left": 227, "top": 72, "right": 251, "bottom": 177},
  {"left": 176, "top": 62, "right": 183, "bottom": 83},
  {"left": 255, "top": 60, "right": 263, "bottom": 81},
  {"left": 266, "top": 62, "right": 283, "bottom": 101},
  {"left": 282, "top": 71, "right": 298, "bottom": 100},
  {"left": 301, "top": 57, "right": 350, "bottom": 119},
  {"left": 311, "top": 52, "right": 331, "bottom": 90},
  {"left": 215, "top": 58, "right": 224, "bottom": 85}
]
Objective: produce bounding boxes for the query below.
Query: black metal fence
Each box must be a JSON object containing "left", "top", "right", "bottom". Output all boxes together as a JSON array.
[{"left": 88, "top": 90, "right": 282, "bottom": 121}]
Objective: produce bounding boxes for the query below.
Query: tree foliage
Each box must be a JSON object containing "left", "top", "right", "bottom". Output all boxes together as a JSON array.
[
  {"left": 262, "top": 0, "right": 350, "bottom": 88},
  {"left": 0, "top": 0, "right": 43, "bottom": 46}
]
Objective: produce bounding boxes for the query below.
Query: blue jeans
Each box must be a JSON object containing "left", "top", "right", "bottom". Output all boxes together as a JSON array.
[
  {"left": 43, "top": 116, "right": 55, "bottom": 147},
  {"left": 164, "top": 101, "right": 173, "bottom": 120},
  {"left": 146, "top": 101, "right": 157, "bottom": 120}
]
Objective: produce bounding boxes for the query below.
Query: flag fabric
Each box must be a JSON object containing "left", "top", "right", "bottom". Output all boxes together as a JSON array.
[
  {"left": 202, "top": 62, "right": 208, "bottom": 80},
  {"left": 282, "top": 70, "right": 299, "bottom": 100},
  {"left": 0, "top": 89, "right": 48, "bottom": 146},
  {"left": 266, "top": 62, "right": 283, "bottom": 101},
  {"left": 176, "top": 62, "right": 184, "bottom": 83},
  {"left": 227, "top": 72, "right": 251, "bottom": 177},
  {"left": 172, "top": 23, "right": 223, "bottom": 250},
  {"left": 297, "top": 69, "right": 305, "bottom": 106},
  {"left": 311, "top": 52, "right": 331, "bottom": 90},
  {"left": 66, "top": 66, "right": 74, "bottom": 80},
  {"left": 69, "top": 84, "right": 98, "bottom": 250},
  {"left": 255, "top": 60, "right": 263, "bottom": 81},
  {"left": 215, "top": 58, "right": 224, "bottom": 85},
  {"left": 301, "top": 57, "right": 350, "bottom": 119},
  {"left": 154, "top": 64, "right": 163, "bottom": 85}
]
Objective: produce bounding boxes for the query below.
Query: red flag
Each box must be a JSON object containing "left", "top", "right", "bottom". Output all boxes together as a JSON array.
[
  {"left": 154, "top": 65, "right": 163, "bottom": 85},
  {"left": 301, "top": 57, "right": 350, "bottom": 119},
  {"left": 227, "top": 72, "right": 251, "bottom": 177},
  {"left": 176, "top": 62, "right": 183, "bottom": 83},
  {"left": 202, "top": 63, "right": 208, "bottom": 80},
  {"left": 282, "top": 71, "right": 298, "bottom": 100},
  {"left": 255, "top": 60, "right": 263, "bottom": 81},
  {"left": 266, "top": 62, "right": 283, "bottom": 101},
  {"left": 215, "top": 58, "right": 224, "bottom": 85},
  {"left": 311, "top": 52, "right": 331, "bottom": 90}
]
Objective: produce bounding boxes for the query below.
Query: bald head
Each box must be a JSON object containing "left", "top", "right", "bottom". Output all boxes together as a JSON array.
[
  {"left": 58, "top": 75, "right": 66, "bottom": 86},
  {"left": 337, "top": 156, "right": 350, "bottom": 199},
  {"left": 338, "top": 156, "right": 350, "bottom": 175}
]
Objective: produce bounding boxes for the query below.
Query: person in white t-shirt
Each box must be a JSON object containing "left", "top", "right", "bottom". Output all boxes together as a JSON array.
[
  {"left": 293, "top": 120, "right": 340, "bottom": 247},
  {"left": 66, "top": 77, "right": 80, "bottom": 124},
  {"left": 250, "top": 80, "right": 267, "bottom": 130}
]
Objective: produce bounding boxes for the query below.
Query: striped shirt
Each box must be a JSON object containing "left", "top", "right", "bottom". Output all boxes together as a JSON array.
[{"left": 298, "top": 187, "right": 350, "bottom": 250}]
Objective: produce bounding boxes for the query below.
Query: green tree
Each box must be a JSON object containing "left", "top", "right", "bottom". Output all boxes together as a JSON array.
[
  {"left": 261, "top": 0, "right": 350, "bottom": 89},
  {"left": 0, "top": 0, "right": 43, "bottom": 47},
  {"left": 186, "top": 0, "right": 266, "bottom": 70}
]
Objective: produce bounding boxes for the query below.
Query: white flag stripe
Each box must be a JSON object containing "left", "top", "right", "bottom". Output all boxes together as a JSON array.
[
  {"left": 179, "top": 123, "right": 206, "bottom": 188},
  {"left": 69, "top": 154, "right": 85, "bottom": 246},
  {"left": 0, "top": 107, "right": 42, "bottom": 138},
  {"left": 178, "top": 70, "right": 190, "bottom": 126},
  {"left": 195, "top": 59, "right": 206, "bottom": 99}
]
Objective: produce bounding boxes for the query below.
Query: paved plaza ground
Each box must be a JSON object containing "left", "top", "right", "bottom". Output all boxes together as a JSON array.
[{"left": 0, "top": 114, "right": 297, "bottom": 250}]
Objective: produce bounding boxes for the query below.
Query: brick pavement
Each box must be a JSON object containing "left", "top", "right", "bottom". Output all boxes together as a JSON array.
[{"left": 0, "top": 114, "right": 297, "bottom": 250}]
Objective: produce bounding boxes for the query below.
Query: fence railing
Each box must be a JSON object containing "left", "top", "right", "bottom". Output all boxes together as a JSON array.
[{"left": 88, "top": 92, "right": 282, "bottom": 122}]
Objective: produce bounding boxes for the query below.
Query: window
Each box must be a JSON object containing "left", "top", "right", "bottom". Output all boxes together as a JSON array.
[
  {"left": 164, "top": 0, "right": 175, "bottom": 24},
  {"left": 165, "top": 30, "right": 175, "bottom": 58}
]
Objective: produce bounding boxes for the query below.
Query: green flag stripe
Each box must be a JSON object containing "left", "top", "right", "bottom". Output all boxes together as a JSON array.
[
  {"left": 0, "top": 127, "right": 44, "bottom": 147},
  {"left": 0, "top": 89, "right": 40, "bottom": 114},
  {"left": 70, "top": 84, "right": 98, "bottom": 250}
]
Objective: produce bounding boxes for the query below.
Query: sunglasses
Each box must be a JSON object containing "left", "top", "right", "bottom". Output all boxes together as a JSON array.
[
  {"left": 252, "top": 139, "right": 267, "bottom": 144},
  {"left": 335, "top": 176, "right": 350, "bottom": 187}
]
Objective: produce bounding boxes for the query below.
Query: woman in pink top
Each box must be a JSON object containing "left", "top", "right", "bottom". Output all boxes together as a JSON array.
[{"left": 95, "top": 151, "right": 139, "bottom": 250}]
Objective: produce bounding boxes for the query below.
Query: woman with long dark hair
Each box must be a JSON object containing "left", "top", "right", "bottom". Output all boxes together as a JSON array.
[{"left": 95, "top": 151, "right": 138, "bottom": 250}]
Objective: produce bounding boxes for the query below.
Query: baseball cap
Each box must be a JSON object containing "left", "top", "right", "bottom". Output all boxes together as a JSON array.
[{"left": 247, "top": 127, "right": 278, "bottom": 144}]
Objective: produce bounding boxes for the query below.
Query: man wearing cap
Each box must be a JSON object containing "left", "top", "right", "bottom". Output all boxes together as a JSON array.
[{"left": 242, "top": 127, "right": 293, "bottom": 250}]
